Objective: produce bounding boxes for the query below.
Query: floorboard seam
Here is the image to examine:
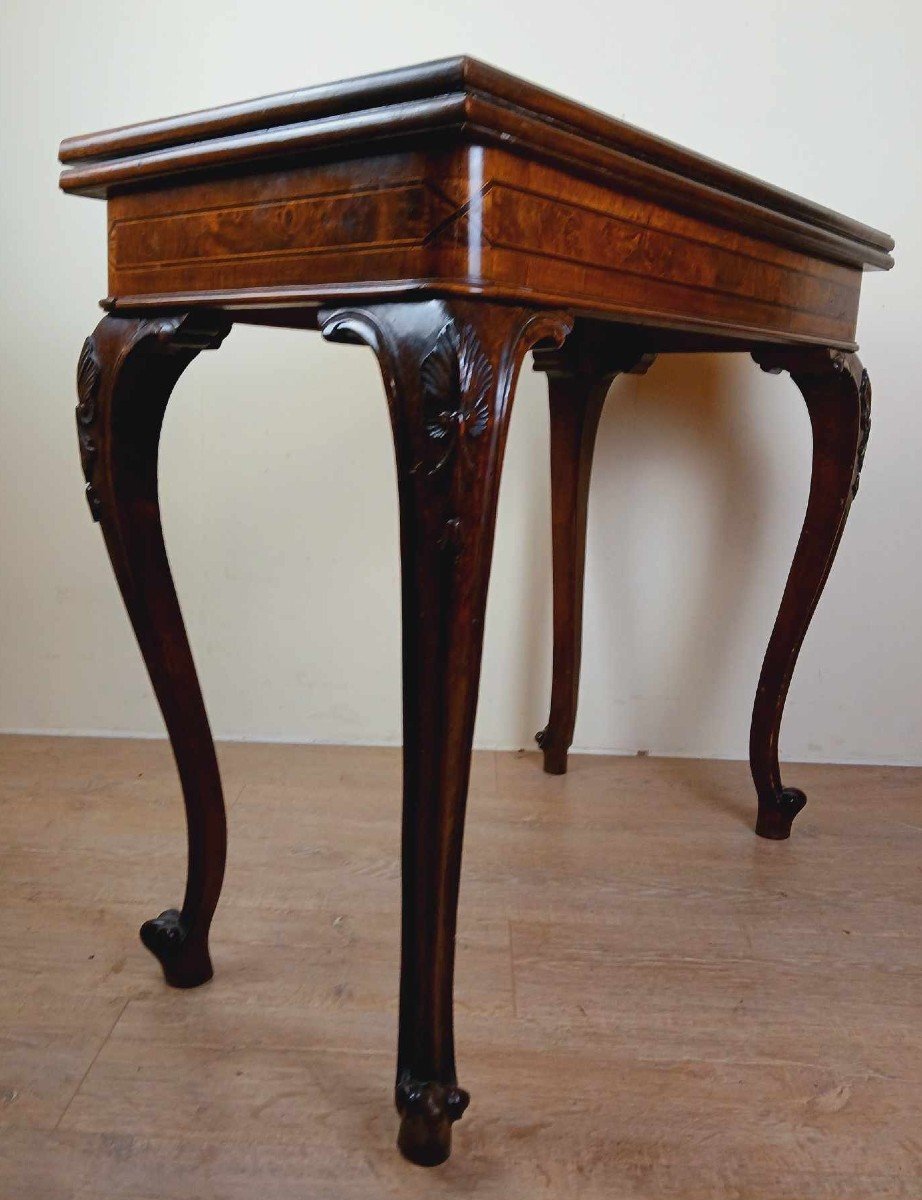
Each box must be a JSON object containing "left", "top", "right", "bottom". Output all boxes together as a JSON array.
[
  {"left": 52, "top": 996, "right": 131, "bottom": 1131},
  {"left": 508, "top": 917, "right": 519, "bottom": 1019}
]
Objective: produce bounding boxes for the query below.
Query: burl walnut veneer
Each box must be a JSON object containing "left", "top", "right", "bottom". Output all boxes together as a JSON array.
[{"left": 60, "top": 57, "right": 894, "bottom": 1167}]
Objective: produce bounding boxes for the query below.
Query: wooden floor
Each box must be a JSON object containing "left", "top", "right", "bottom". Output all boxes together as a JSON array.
[{"left": 0, "top": 736, "right": 919, "bottom": 1199}]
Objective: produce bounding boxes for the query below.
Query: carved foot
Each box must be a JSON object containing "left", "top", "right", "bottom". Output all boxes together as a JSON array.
[
  {"left": 139, "top": 908, "right": 213, "bottom": 988},
  {"left": 535, "top": 727, "right": 568, "bottom": 775},
  {"left": 395, "top": 1074, "right": 470, "bottom": 1167},
  {"left": 755, "top": 788, "right": 807, "bottom": 840}
]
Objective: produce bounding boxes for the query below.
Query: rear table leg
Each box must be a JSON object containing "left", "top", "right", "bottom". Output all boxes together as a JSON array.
[{"left": 533, "top": 327, "right": 654, "bottom": 775}]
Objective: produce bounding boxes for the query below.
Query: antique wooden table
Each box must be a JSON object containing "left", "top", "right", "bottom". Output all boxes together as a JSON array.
[{"left": 59, "top": 57, "right": 894, "bottom": 1166}]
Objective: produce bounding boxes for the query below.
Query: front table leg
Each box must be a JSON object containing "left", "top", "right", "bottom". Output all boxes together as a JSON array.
[
  {"left": 750, "top": 347, "right": 871, "bottom": 838},
  {"left": 321, "top": 301, "right": 572, "bottom": 1165},
  {"left": 76, "top": 313, "right": 231, "bottom": 985}
]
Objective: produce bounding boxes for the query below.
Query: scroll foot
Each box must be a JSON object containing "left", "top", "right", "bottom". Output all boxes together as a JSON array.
[
  {"left": 139, "top": 908, "right": 213, "bottom": 988},
  {"left": 395, "top": 1074, "right": 470, "bottom": 1167},
  {"left": 535, "top": 726, "right": 567, "bottom": 775},
  {"left": 755, "top": 787, "right": 807, "bottom": 841}
]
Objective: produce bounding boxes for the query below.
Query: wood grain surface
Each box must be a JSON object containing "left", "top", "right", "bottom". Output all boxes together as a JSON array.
[
  {"left": 56, "top": 56, "right": 895, "bottom": 267},
  {"left": 102, "top": 147, "right": 865, "bottom": 345},
  {"left": 2, "top": 736, "right": 919, "bottom": 1199},
  {"left": 59, "top": 57, "right": 893, "bottom": 350}
]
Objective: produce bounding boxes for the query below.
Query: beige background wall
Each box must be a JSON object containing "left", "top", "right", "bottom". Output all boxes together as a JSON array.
[{"left": 1, "top": 0, "right": 919, "bottom": 764}]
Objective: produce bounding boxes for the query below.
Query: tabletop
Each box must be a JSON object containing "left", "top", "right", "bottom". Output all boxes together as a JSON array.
[{"left": 59, "top": 57, "right": 893, "bottom": 349}]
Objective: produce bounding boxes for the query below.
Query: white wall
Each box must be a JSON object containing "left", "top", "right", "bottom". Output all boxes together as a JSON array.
[{"left": 1, "top": 0, "right": 919, "bottom": 764}]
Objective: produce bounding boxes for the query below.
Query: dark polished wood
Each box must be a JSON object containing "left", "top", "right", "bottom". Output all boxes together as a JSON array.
[
  {"left": 60, "top": 58, "right": 893, "bottom": 1166},
  {"left": 58, "top": 56, "right": 892, "bottom": 270},
  {"left": 76, "top": 313, "right": 231, "bottom": 986},
  {"left": 82, "top": 144, "right": 869, "bottom": 346},
  {"left": 749, "top": 347, "right": 871, "bottom": 838},
  {"left": 321, "top": 300, "right": 571, "bottom": 1164},
  {"left": 533, "top": 325, "right": 655, "bottom": 774}
]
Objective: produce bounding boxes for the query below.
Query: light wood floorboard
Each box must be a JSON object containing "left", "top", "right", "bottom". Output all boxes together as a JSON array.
[{"left": 0, "top": 736, "right": 919, "bottom": 1198}]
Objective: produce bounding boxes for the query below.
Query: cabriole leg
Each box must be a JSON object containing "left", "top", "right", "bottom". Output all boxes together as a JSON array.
[
  {"left": 533, "top": 328, "right": 654, "bottom": 774},
  {"left": 76, "top": 312, "right": 231, "bottom": 985},
  {"left": 321, "top": 300, "right": 572, "bottom": 1164},
  {"left": 750, "top": 347, "right": 871, "bottom": 838}
]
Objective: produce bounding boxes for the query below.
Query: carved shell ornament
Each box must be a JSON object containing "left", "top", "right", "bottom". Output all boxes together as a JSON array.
[
  {"left": 76, "top": 336, "right": 101, "bottom": 425},
  {"left": 852, "top": 369, "right": 871, "bottom": 498},
  {"left": 831, "top": 352, "right": 872, "bottom": 499},
  {"left": 76, "top": 336, "right": 102, "bottom": 520},
  {"left": 420, "top": 321, "right": 494, "bottom": 475}
]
